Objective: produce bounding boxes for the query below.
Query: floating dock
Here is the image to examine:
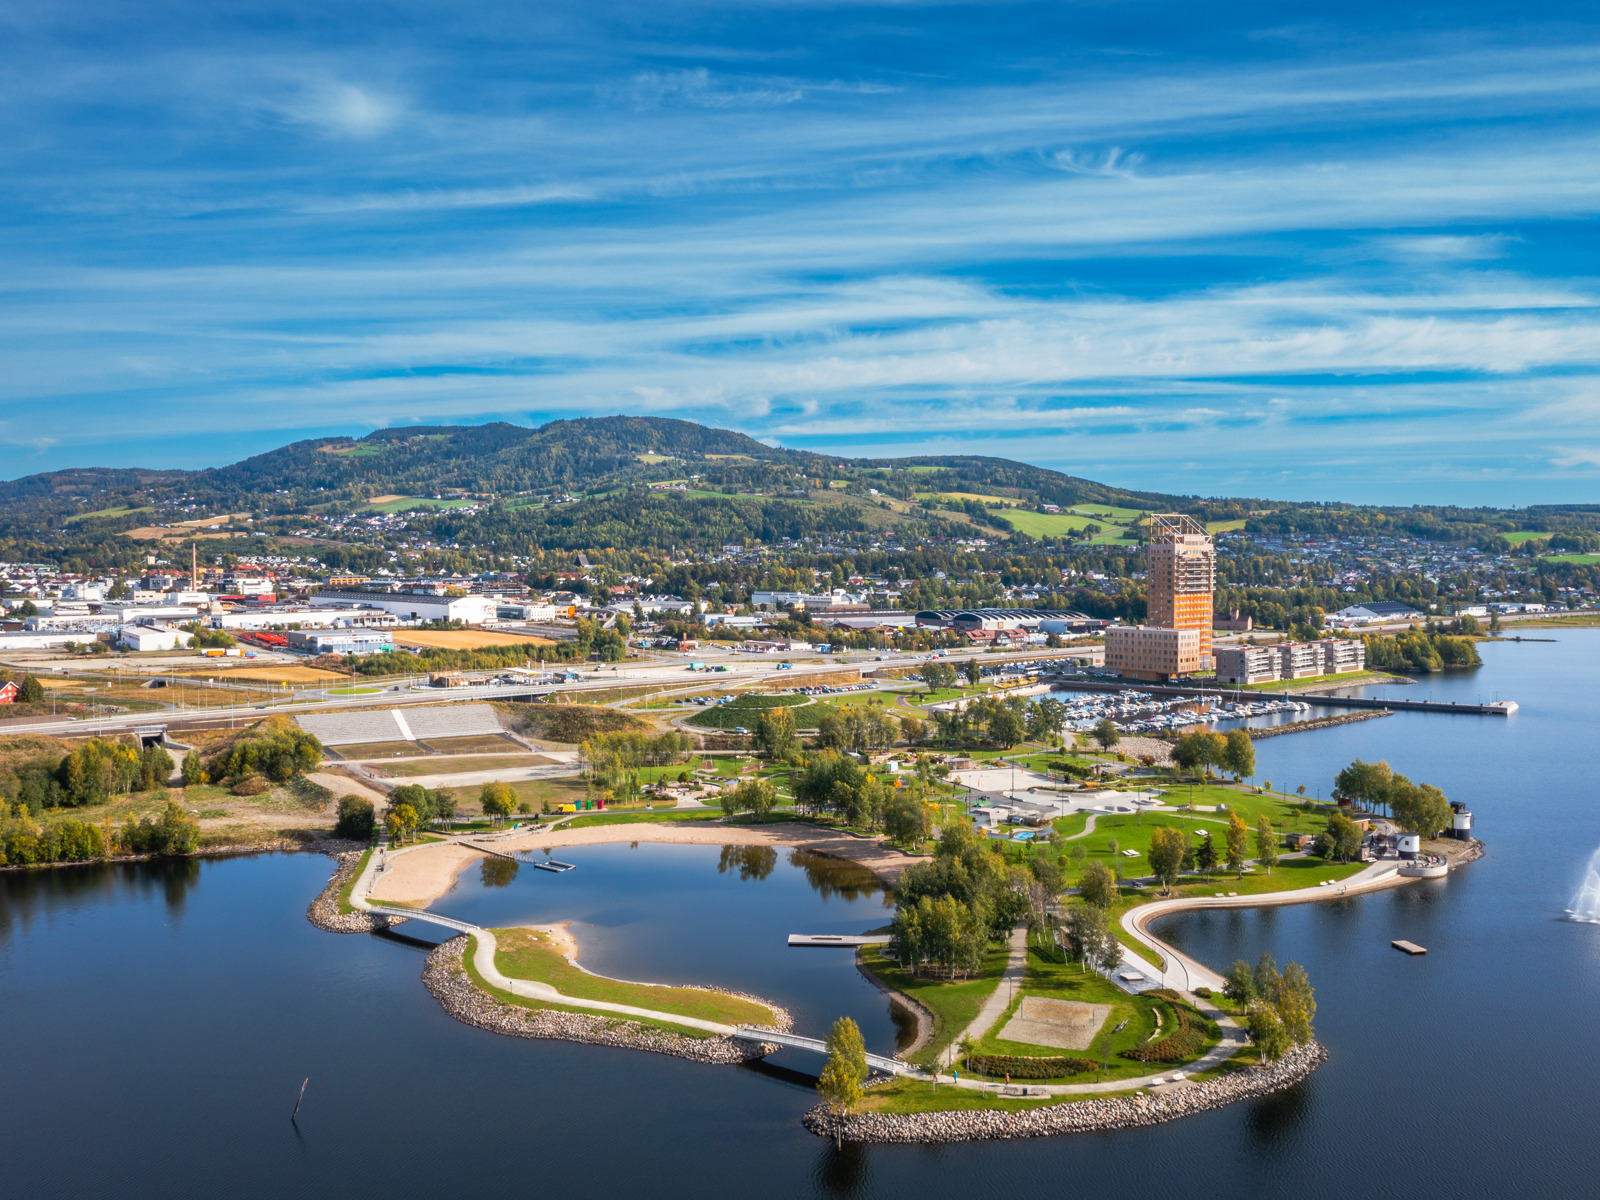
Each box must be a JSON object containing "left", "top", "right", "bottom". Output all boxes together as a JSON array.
[
  {"left": 788, "top": 933, "right": 892, "bottom": 948},
  {"left": 1392, "top": 940, "right": 1428, "bottom": 955}
]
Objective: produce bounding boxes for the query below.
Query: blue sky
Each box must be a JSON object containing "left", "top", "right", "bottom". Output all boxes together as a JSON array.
[{"left": 5, "top": 1, "right": 1600, "bottom": 505}]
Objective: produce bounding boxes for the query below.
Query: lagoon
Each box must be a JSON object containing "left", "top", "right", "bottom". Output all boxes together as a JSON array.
[{"left": 4, "top": 632, "right": 1600, "bottom": 1197}]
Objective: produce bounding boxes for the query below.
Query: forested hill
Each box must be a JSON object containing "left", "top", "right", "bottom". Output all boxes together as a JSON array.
[
  {"left": 0, "top": 415, "right": 1185, "bottom": 538},
  {"left": 4, "top": 415, "right": 1593, "bottom": 572}
]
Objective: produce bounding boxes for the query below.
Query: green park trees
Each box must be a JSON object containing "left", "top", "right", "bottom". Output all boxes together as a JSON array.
[
  {"left": 817, "top": 1016, "right": 868, "bottom": 1112},
  {"left": 721, "top": 777, "right": 776, "bottom": 821},
  {"left": 1255, "top": 815, "right": 1278, "bottom": 873},
  {"left": 1315, "top": 811, "right": 1363, "bottom": 862},
  {"left": 479, "top": 780, "right": 517, "bottom": 825},
  {"left": 1092, "top": 717, "right": 1120, "bottom": 751},
  {"left": 920, "top": 661, "right": 958, "bottom": 694},
  {"left": 1224, "top": 811, "right": 1250, "bottom": 875},
  {"left": 334, "top": 795, "right": 376, "bottom": 841},
  {"left": 1390, "top": 776, "right": 1453, "bottom": 839},
  {"left": 1172, "top": 730, "right": 1227, "bottom": 779},
  {"left": 754, "top": 706, "right": 800, "bottom": 758},
  {"left": 816, "top": 705, "right": 897, "bottom": 755},
  {"left": 963, "top": 658, "right": 982, "bottom": 687},
  {"left": 1078, "top": 859, "right": 1119, "bottom": 908},
  {"left": 1147, "top": 825, "right": 1187, "bottom": 893},
  {"left": 1223, "top": 729, "right": 1255, "bottom": 780},
  {"left": 1228, "top": 953, "right": 1316, "bottom": 1062},
  {"left": 18, "top": 675, "right": 44, "bottom": 703}
]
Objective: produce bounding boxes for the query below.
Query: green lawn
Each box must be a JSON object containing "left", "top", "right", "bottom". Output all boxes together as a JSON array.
[
  {"left": 1069, "top": 504, "right": 1145, "bottom": 522},
  {"left": 857, "top": 1077, "right": 1067, "bottom": 1114},
  {"left": 336, "top": 846, "right": 373, "bottom": 914},
  {"left": 461, "top": 935, "right": 714, "bottom": 1038},
  {"left": 491, "top": 927, "right": 777, "bottom": 1025},
  {"left": 965, "top": 946, "right": 1221, "bottom": 1083},
  {"left": 560, "top": 810, "right": 722, "bottom": 828},
  {"left": 858, "top": 942, "right": 1011, "bottom": 1068},
  {"left": 1238, "top": 670, "right": 1389, "bottom": 691},
  {"left": 363, "top": 496, "right": 477, "bottom": 513},
  {"left": 1503, "top": 531, "right": 1553, "bottom": 544},
  {"left": 66, "top": 505, "right": 154, "bottom": 523},
  {"left": 997, "top": 510, "right": 1102, "bottom": 538},
  {"left": 1205, "top": 518, "right": 1247, "bottom": 533},
  {"left": 1544, "top": 554, "right": 1600, "bottom": 565}
]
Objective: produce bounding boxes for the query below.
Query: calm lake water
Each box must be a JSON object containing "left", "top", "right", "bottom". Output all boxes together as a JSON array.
[{"left": 4, "top": 630, "right": 1600, "bottom": 1198}]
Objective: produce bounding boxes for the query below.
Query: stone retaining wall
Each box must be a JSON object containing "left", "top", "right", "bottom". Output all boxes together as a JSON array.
[
  {"left": 422, "top": 935, "right": 788, "bottom": 1065},
  {"left": 802, "top": 1041, "right": 1327, "bottom": 1144},
  {"left": 1248, "top": 710, "right": 1391, "bottom": 739},
  {"left": 305, "top": 849, "right": 400, "bottom": 934}
]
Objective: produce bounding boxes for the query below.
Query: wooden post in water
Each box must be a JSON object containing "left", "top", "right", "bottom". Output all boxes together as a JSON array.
[{"left": 291, "top": 1077, "right": 309, "bottom": 1122}]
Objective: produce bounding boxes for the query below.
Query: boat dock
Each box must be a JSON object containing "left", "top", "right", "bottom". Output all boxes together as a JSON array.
[
  {"left": 787, "top": 933, "right": 892, "bottom": 948},
  {"left": 1046, "top": 677, "right": 1517, "bottom": 716},
  {"left": 1392, "top": 940, "right": 1428, "bottom": 955},
  {"left": 465, "top": 842, "right": 577, "bottom": 872}
]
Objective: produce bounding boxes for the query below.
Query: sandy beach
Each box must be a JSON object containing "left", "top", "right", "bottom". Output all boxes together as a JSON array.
[{"left": 368, "top": 821, "right": 927, "bottom": 907}]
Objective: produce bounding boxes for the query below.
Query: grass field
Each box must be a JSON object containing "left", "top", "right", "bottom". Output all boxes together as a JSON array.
[
  {"left": 996, "top": 510, "right": 1102, "bottom": 538},
  {"left": 1238, "top": 670, "right": 1386, "bottom": 691},
  {"left": 66, "top": 505, "right": 154, "bottom": 523},
  {"left": 491, "top": 927, "right": 778, "bottom": 1025},
  {"left": 914, "top": 490, "right": 1021, "bottom": 506},
  {"left": 379, "top": 753, "right": 552, "bottom": 776},
  {"left": 683, "top": 692, "right": 813, "bottom": 729},
  {"left": 1070, "top": 504, "right": 1146, "bottom": 522},
  {"left": 966, "top": 946, "right": 1219, "bottom": 1083},
  {"left": 1503, "top": 531, "right": 1552, "bottom": 544},
  {"left": 1544, "top": 553, "right": 1600, "bottom": 565},
  {"left": 327, "top": 740, "right": 429, "bottom": 759},
  {"left": 422, "top": 733, "right": 523, "bottom": 754},
  {"left": 183, "top": 665, "right": 346, "bottom": 684},
  {"left": 363, "top": 496, "right": 477, "bottom": 513},
  {"left": 393, "top": 630, "right": 556, "bottom": 650},
  {"left": 1205, "top": 518, "right": 1247, "bottom": 533},
  {"left": 859, "top": 942, "right": 1011, "bottom": 1068},
  {"left": 461, "top": 935, "right": 715, "bottom": 1038}
]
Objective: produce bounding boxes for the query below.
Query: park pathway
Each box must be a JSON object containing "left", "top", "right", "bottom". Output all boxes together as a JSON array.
[{"left": 954, "top": 924, "right": 1030, "bottom": 1050}]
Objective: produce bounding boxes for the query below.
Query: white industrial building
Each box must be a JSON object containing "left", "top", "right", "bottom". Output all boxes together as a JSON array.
[
  {"left": 118, "top": 625, "right": 189, "bottom": 652},
  {"left": 209, "top": 606, "right": 400, "bottom": 631},
  {"left": 0, "top": 630, "right": 105, "bottom": 651},
  {"left": 308, "top": 589, "right": 497, "bottom": 624},
  {"left": 285, "top": 629, "right": 395, "bottom": 656}
]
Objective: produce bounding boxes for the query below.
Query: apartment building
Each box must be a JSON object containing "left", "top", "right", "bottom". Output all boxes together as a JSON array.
[
  {"left": 1105, "top": 625, "right": 1203, "bottom": 681},
  {"left": 1214, "top": 639, "right": 1366, "bottom": 685}
]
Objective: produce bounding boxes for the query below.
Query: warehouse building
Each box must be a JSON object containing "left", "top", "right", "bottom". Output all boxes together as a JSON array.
[
  {"left": 308, "top": 589, "right": 496, "bottom": 624},
  {"left": 285, "top": 629, "right": 395, "bottom": 656}
]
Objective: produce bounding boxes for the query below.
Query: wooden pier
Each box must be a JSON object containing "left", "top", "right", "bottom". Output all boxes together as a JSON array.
[{"left": 1392, "top": 940, "right": 1427, "bottom": 955}]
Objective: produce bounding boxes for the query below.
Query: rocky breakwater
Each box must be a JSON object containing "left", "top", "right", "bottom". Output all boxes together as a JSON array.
[
  {"left": 803, "top": 1041, "right": 1328, "bottom": 1144},
  {"left": 423, "top": 935, "right": 793, "bottom": 1066},
  {"left": 306, "top": 850, "right": 401, "bottom": 934}
]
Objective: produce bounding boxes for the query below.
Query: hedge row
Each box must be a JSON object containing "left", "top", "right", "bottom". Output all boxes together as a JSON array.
[{"left": 968, "top": 1054, "right": 1097, "bottom": 1079}]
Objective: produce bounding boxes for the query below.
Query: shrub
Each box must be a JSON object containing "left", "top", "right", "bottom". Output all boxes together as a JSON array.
[
  {"left": 230, "top": 776, "right": 270, "bottom": 796},
  {"left": 967, "top": 1054, "right": 1097, "bottom": 1079},
  {"left": 121, "top": 799, "right": 200, "bottom": 856},
  {"left": 1193, "top": 986, "right": 1212, "bottom": 999},
  {"left": 333, "top": 795, "right": 376, "bottom": 840},
  {"left": 1120, "top": 998, "right": 1209, "bottom": 1062}
]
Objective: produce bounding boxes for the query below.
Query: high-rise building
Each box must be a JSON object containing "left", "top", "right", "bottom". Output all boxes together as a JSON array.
[{"left": 1145, "top": 513, "right": 1215, "bottom": 669}]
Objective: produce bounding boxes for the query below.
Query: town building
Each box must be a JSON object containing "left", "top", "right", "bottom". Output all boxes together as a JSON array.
[
  {"left": 1145, "top": 514, "right": 1215, "bottom": 668},
  {"left": 1326, "top": 601, "right": 1423, "bottom": 626},
  {"left": 1213, "top": 639, "right": 1366, "bottom": 685},
  {"left": 1105, "top": 625, "right": 1203, "bottom": 680}
]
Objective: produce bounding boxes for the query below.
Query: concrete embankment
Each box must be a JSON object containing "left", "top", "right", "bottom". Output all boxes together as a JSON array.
[
  {"left": 802, "top": 1042, "right": 1327, "bottom": 1144},
  {"left": 422, "top": 935, "right": 785, "bottom": 1065}
]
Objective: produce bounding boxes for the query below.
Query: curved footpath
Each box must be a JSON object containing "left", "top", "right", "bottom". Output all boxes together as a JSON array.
[
  {"left": 306, "top": 827, "right": 1481, "bottom": 1144},
  {"left": 309, "top": 843, "right": 790, "bottom": 1064},
  {"left": 1119, "top": 856, "right": 1417, "bottom": 993}
]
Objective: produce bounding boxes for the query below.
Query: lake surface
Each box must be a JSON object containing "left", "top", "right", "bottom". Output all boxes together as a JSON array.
[{"left": 5, "top": 630, "right": 1600, "bottom": 1198}]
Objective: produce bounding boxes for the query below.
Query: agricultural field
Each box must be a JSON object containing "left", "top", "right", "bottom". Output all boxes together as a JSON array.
[
  {"left": 362, "top": 496, "right": 477, "bottom": 513},
  {"left": 996, "top": 509, "right": 1101, "bottom": 538},
  {"left": 175, "top": 664, "right": 347, "bottom": 684},
  {"left": 393, "top": 630, "right": 556, "bottom": 650}
]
